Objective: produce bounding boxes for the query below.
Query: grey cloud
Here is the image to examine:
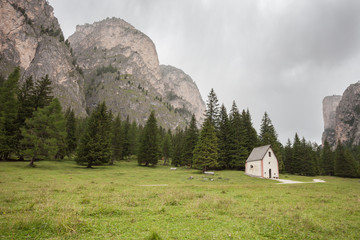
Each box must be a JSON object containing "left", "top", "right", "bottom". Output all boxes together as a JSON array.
[{"left": 49, "top": 0, "right": 360, "bottom": 143}]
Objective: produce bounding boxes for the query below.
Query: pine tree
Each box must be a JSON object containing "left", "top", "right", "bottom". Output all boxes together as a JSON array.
[
  {"left": 111, "top": 114, "right": 124, "bottom": 163},
  {"left": 183, "top": 114, "right": 199, "bottom": 168},
  {"left": 0, "top": 68, "right": 20, "bottom": 160},
  {"left": 17, "top": 76, "right": 35, "bottom": 125},
  {"left": 334, "top": 141, "right": 358, "bottom": 177},
  {"left": 33, "top": 75, "right": 53, "bottom": 111},
  {"left": 65, "top": 108, "right": 77, "bottom": 155},
  {"left": 129, "top": 121, "right": 140, "bottom": 156},
  {"left": 284, "top": 139, "right": 294, "bottom": 173},
  {"left": 122, "top": 116, "right": 131, "bottom": 159},
  {"left": 321, "top": 140, "right": 334, "bottom": 176},
  {"left": 171, "top": 128, "right": 185, "bottom": 167},
  {"left": 205, "top": 88, "right": 220, "bottom": 128},
  {"left": 21, "top": 99, "right": 67, "bottom": 166},
  {"left": 242, "top": 109, "right": 258, "bottom": 153},
  {"left": 292, "top": 133, "right": 302, "bottom": 174},
  {"left": 259, "top": 112, "right": 283, "bottom": 171},
  {"left": 300, "top": 138, "right": 316, "bottom": 176},
  {"left": 193, "top": 119, "right": 219, "bottom": 172},
  {"left": 76, "top": 102, "right": 112, "bottom": 168},
  {"left": 218, "top": 104, "right": 231, "bottom": 169},
  {"left": 228, "top": 102, "right": 248, "bottom": 169},
  {"left": 138, "top": 111, "right": 159, "bottom": 166},
  {"left": 162, "top": 132, "right": 172, "bottom": 165}
]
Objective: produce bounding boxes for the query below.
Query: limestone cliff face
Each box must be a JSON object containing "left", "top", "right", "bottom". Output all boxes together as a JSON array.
[
  {"left": 334, "top": 82, "right": 360, "bottom": 146},
  {"left": 160, "top": 65, "right": 205, "bottom": 124},
  {"left": 0, "top": 0, "right": 87, "bottom": 116},
  {"left": 322, "top": 95, "right": 342, "bottom": 146},
  {"left": 68, "top": 18, "right": 204, "bottom": 129},
  {"left": 1, "top": 2, "right": 205, "bottom": 129},
  {"left": 322, "top": 81, "right": 360, "bottom": 147}
]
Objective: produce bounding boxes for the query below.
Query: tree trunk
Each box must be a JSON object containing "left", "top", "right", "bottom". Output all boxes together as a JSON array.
[
  {"left": 28, "top": 156, "right": 36, "bottom": 167},
  {"left": 163, "top": 157, "right": 167, "bottom": 165},
  {"left": 87, "top": 162, "right": 92, "bottom": 168}
]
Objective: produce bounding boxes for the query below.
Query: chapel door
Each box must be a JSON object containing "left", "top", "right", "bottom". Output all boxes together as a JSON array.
[{"left": 269, "top": 169, "right": 272, "bottom": 178}]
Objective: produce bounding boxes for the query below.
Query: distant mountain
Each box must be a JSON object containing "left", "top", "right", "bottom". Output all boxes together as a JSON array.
[
  {"left": 0, "top": 1, "right": 205, "bottom": 129},
  {"left": 322, "top": 82, "right": 360, "bottom": 147},
  {"left": 68, "top": 17, "right": 205, "bottom": 128}
]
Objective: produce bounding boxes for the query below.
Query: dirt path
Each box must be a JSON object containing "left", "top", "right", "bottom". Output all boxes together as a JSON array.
[{"left": 275, "top": 178, "right": 325, "bottom": 184}]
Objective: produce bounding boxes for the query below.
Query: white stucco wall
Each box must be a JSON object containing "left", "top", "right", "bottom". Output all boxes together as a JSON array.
[
  {"left": 262, "top": 148, "right": 279, "bottom": 179},
  {"left": 245, "top": 160, "right": 262, "bottom": 177}
]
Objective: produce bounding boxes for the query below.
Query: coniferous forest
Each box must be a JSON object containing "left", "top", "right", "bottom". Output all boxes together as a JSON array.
[{"left": 0, "top": 68, "right": 359, "bottom": 177}]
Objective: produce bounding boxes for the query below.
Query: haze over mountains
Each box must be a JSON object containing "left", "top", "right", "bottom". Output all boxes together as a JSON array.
[{"left": 0, "top": 0, "right": 205, "bottom": 129}]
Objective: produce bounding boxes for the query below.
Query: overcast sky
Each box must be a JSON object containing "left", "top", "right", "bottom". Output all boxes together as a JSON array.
[{"left": 49, "top": 0, "right": 360, "bottom": 144}]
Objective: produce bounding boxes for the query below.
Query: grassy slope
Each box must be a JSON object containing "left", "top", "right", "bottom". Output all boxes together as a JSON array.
[{"left": 0, "top": 161, "right": 359, "bottom": 239}]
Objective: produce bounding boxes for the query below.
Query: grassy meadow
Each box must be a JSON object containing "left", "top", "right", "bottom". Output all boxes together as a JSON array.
[{"left": 0, "top": 160, "right": 359, "bottom": 239}]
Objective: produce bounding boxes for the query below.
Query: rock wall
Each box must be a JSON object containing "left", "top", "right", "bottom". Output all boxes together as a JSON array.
[
  {"left": 160, "top": 65, "right": 205, "bottom": 124},
  {"left": 334, "top": 82, "right": 360, "bottom": 146},
  {"left": 1, "top": 2, "right": 205, "bottom": 129},
  {"left": 322, "top": 95, "right": 342, "bottom": 146},
  {"left": 322, "top": 81, "right": 360, "bottom": 147},
  {"left": 0, "top": 0, "right": 87, "bottom": 116}
]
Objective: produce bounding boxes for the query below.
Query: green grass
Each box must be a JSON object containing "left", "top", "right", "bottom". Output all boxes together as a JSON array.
[{"left": 0, "top": 160, "right": 359, "bottom": 239}]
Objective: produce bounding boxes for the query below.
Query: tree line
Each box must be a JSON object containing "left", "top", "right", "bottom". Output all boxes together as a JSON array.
[{"left": 0, "top": 68, "right": 359, "bottom": 177}]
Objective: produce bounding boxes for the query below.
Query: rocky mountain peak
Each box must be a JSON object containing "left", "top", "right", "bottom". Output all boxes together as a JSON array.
[
  {"left": 68, "top": 18, "right": 163, "bottom": 94},
  {"left": 1, "top": 2, "right": 205, "bottom": 129}
]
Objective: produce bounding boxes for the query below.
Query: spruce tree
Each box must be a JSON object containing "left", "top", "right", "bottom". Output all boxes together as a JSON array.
[
  {"left": 122, "top": 116, "right": 131, "bottom": 159},
  {"left": 193, "top": 119, "right": 219, "bottom": 172},
  {"left": 183, "top": 114, "right": 199, "bottom": 168},
  {"left": 259, "top": 112, "right": 283, "bottom": 171},
  {"left": 65, "top": 108, "right": 77, "bottom": 155},
  {"left": 284, "top": 139, "right": 294, "bottom": 173},
  {"left": 0, "top": 68, "right": 20, "bottom": 160},
  {"left": 76, "top": 102, "right": 112, "bottom": 168},
  {"left": 162, "top": 132, "right": 172, "bottom": 165},
  {"left": 33, "top": 75, "right": 53, "bottom": 111},
  {"left": 292, "top": 133, "right": 302, "bottom": 174},
  {"left": 171, "top": 128, "right": 185, "bottom": 166},
  {"left": 17, "top": 76, "right": 35, "bottom": 125},
  {"left": 205, "top": 88, "right": 220, "bottom": 128},
  {"left": 21, "top": 99, "right": 67, "bottom": 166},
  {"left": 242, "top": 109, "right": 258, "bottom": 153},
  {"left": 228, "top": 102, "right": 248, "bottom": 169},
  {"left": 321, "top": 140, "right": 334, "bottom": 176},
  {"left": 218, "top": 104, "right": 231, "bottom": 169},
  {"left": 129, "top": 121, "right": 140, "bottom": 156},
  {"left": 334, "top": 141, "right": 358, "bottom": 177},
  {"left": 111, "top": 114, "right": 124, "bottom": 163},
  {"left": 138, "top": 111, "right": 159, "bottom": 166},
  {"left": 300, "top": 138, "right": 316, "bottom": 176}
]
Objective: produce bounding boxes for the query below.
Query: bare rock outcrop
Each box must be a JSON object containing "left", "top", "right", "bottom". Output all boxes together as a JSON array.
[
  {"left": 322, "top": 81, "right": 360, "bottom": 147},
  {"left": 322, "top": 95, "right": 342, "bottom": 146},
  {"left": 160, "top": 65, "right": 205, "bottom": 124},
  {"left": 0, "top": 0, "right": 87, "bottom": 116},
  {"left": 334, "top": 82, "right": 360, "bottom": 146}
]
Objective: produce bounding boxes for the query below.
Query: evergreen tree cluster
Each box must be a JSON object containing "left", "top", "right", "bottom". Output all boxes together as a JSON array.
[
  {"left": 1, "top": 69, "right": 359, "bottom": 177},
  {"left": 284, "top": 135, "right": 359, "bottom": 178},
  {"left": 173, "top": 88, "right": 281, "bottom": 173}
]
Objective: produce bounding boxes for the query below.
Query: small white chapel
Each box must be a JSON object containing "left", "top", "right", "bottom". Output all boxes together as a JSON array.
[{"left": 245, "top": 145, "right": 279, "bottom": 179}]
